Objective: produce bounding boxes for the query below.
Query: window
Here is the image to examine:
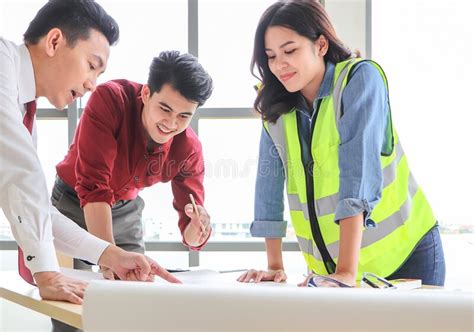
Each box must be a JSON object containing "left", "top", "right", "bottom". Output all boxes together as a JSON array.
[
  {"left": 0, "top": 119, "right": 67, "bottom": 240},
  {"left": 198, "top": 0, "right": 275, "bottom": 107},
  {"left": 80, "top": 0, "right": 188, "bottom": 105},
  {"left": 372, "top": 0, "right": 473, "bottom": 231},
  {"left": 198, "top": 118, "right": 294, "bottom": 241}
]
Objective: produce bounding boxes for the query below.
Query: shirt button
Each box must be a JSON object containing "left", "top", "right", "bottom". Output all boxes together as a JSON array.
[
  {"left": 134, "top": 176, "right": 139, "bottom": 181},
  {"left": 158, "top": 146, "right": 163, "bottom": 151},
  {"left": 18, "top": 216, "right": 22, "bottom": 223},
  {"left": 144, "top": 154, "right": 148, "bottom": 160},
  {"left": 26, "top": 255, "right": 35, "bottom": 261}
]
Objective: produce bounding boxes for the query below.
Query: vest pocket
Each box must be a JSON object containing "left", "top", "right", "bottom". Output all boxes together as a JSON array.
[{"left": 312, "top": 143, "right": 340, "bottom": 179}]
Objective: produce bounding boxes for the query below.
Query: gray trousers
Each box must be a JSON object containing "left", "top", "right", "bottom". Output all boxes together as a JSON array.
[{"left": 50, "top": 177, "right": 145, "bottom": 332}]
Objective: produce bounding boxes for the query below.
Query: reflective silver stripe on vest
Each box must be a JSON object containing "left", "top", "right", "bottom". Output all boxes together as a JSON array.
[
  {"left": 288, "top": 194, "right": 309, "bottom": 220},
  {"left": 382, "top": 141, "right": 404, "bottom": 188},
  {"left": 315, "top": 192, "right": 339, "bottom": 217},
  {"left": 297, "top": 173, "right": 419, "bottom": 261},
  {"left": 296, "top": 235, "right": 316, "bottom": 258},
  {"left": 288, "top": 140, "right": 405, "bottom": 219},
  {"left": 266, "top": 115, "right": 289, "bottom": 180},
  {"left": 333, "top": 59, "right": 357, "bottom": 121},
  {"left": 288, "top": 192, "right": 339, "bottom": 219}
]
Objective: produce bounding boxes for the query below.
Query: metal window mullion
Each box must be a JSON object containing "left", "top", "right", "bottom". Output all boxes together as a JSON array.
[
  {"left": 1, "top": 240, "right": 300, "bottom": 251},
  {"left": 36, "top": 109, "right": 67, "bottom": 118},
  {"left": 188, "top": 0, "right": 198, "bottom": 57},
  {"left": 67, "top": 100, "right": 79, "bottom": 145},
  {"left": 366, "top": 0, "right": 372, "bottom": 58},
  {"left": 188, "top": 0, "right": 200, "bottom": 266}
]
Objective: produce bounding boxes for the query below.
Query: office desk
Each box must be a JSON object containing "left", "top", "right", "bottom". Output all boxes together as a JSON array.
[
  {"left": 0, "top": 270, "right": 82, "bottom": 329},
  {"left": 2, "top": 269, "right": 472, "bottom": 332},
  {"left": 0, "top": 268, "right": 243, "bottom": 329}
]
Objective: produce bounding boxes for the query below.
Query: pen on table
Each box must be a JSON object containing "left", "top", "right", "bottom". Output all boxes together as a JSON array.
[
  {"left": 219, "top": 269, "right": 247, "bottom": 273},
  {"left": 166, "top": 268, "right": 191, "bottom": 273},
  {"left": 189, "top": 193, "right": 206, "bottom": 233}
]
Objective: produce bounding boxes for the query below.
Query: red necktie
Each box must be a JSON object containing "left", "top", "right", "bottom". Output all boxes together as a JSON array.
[
  {"left": 23, "top": 100, "right": 36, "bottom": 134},
  {"left": 18, "top": 100, "right": 37, "bottom": 285}
]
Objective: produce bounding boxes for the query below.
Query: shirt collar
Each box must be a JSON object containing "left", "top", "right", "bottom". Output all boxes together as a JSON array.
[
  {"left": 316, "top": 61, "right": 335, "bottom": 101},
  {"left": 296, "top": 61, "right": 336, "bottom": 114},
  {"left": 18, "top": 44, "right": 36, "bottom": 105}
]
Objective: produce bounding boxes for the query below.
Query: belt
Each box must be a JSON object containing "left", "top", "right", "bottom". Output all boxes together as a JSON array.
[
  {"left": 112, "top": 199, "right": 128, "bottom": 208},
  {"left": 55, "top": 176, "right": 130, "bottom": 208},
  {"left": 55, "top": 176, "right": 77, "bottom": 195}
]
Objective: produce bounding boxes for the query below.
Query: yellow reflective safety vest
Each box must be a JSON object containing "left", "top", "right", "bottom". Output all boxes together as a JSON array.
[{"left": 263, "top": 58, "right": 436, "bottom": 278}]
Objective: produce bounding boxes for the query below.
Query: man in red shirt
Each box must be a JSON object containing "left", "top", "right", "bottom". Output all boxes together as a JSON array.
[{"left": 53, "top": 51, "right": 213, "bottom": 279}]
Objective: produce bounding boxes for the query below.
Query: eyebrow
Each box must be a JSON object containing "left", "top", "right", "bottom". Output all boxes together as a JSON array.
[
  {"left": 159, "top": 101, "right": 195, "bottom": 116},
  {"left": 265, "top": 41, "right": 296, "bottom": 51}
]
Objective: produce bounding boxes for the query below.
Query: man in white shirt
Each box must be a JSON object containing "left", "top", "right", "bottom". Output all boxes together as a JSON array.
[{"left": 0, "top": 0, "right": 179, "bottom": 306}]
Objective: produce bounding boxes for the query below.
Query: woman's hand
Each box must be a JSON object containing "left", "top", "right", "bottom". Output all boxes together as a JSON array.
[
  {"left": 297, "top": 271, "right": 356, "bottom": 287},
  {"left": 237, "top": 269, "right": 287, "bottom": 283}
]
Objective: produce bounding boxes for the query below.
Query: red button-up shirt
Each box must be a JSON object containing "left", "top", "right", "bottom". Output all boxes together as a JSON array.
[{"left": 56, "top": 80, "right": 207, "bottom": 249}]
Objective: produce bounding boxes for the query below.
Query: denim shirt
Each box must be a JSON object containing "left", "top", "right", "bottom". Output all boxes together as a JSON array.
[{"left": 251, "top": 61, "right": 389, "bottom": 238}]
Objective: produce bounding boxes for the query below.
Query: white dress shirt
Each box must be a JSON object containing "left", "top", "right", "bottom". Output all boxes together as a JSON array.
[{"left": 0, "top": 37, "right": 110, "bottom": 274}]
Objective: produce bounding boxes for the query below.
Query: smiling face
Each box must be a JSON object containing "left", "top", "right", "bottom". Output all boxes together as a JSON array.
[
  {"left": 36, "top": 28, "right": 110, "bottom": 109},
  {"left": 141, "top": 83, "right": 198, "bottom": 144},
  {"left": 264, "top": 25, "right": 328, "bottom": 103}
]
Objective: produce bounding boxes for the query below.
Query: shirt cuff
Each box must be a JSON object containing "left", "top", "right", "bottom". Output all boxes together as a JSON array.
[
  {"left": 20, "top": 240, "right": 60, "bottom": 274},
  {"left": 334, "top": 198, "right": 376, "bottom": 228},
  {"left": 250, "top": 220, "right": 288, "bottom": 238},
  {"left": 182, "top": 229, "right": 211, "bottom": 251},
  {"left": 75, "top": 234, "right": 111, "bottom": 265},
  {"left": 76, "top": 185, "right": 114, "bottom": 208}
]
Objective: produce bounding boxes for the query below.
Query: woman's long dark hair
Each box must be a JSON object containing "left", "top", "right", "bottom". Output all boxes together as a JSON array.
[{"left": 252, "top": 0, "right": 353, "bottom": 123}]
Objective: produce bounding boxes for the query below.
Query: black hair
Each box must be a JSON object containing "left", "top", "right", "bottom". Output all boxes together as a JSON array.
[
  {"left": 23, "top": 0, "right": 119, "bottom": 47},
  {"left": 252, "top": 0, "right": 353, "bottom": 123},
  {"left": 147, "top": 51, "right": 213, "bottom": 107}
]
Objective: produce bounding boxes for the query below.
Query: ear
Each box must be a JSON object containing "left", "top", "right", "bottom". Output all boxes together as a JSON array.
[
  {"left": 316, "top": 35, "right": 329, "bottom": 57},
  {"left": 44, "top": 28, "right": 65, "bottom": 57},
  {"left": 141, "top": 84, "right": 151, "bottom": 103}
]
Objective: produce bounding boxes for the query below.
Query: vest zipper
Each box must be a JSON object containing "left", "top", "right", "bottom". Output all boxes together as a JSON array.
[{"left": 297, "top": 102, "right": 337, "bottom": 274}]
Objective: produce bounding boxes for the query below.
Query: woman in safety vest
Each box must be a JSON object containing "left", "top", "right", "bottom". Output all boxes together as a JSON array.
[{"left": 237, "top": 0, "right": 445, "bottom": 287}]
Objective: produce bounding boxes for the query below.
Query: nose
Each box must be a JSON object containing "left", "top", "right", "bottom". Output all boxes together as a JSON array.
[
  {"left": 84, "top": 76, "right": 98, "bottom": 93},
  {"left": 163, "top": 113, "right": 178, "bottom": 130},
  {"left": 275, "top": 56, "right": 288, "bottom": 71}
]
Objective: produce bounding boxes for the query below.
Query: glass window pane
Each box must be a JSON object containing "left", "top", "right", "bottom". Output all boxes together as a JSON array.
[
  {"left": 0, "top": 217, "right": 13, "bottom": 240},
  {"left": 141, "top": 184, "right": 183, "bottom": 241},
  {"left": 79, "top": 0, "right": 188, "bottom": 106},
  {"left": 0, "top": 1, "right": 56, "bottom": 109},
  {"left": 372, "top": 0, "right": 473, "bottom": 228},
  {"left": 36, "top": 119, "right": 69, "bottom": 191},
  {"left": 198, "top": 0, "right": 275, "bottom": 108},
  {"left": 0, "top": 1, "right": 188, "bottom": 108},
  {"left": 199, "top": 118, "right": 293, "bottom": 242},
  {"left": 199, "top": 251, "right": 306, "bottom": 275},
  {"left": 0, "top": 119, "right": 67, "bottom": 240},
  {"left": 146, "top": 251, "right": 189, "bottom": 270},
  {"left": 0, "top": 0, "right": 44, "bottom": 44}
]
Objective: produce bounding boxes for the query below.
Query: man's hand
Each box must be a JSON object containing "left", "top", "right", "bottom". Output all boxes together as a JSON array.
[
  {"left": 34, "top": 271, "right": 87, "bottom": 304},
  {"left": 98, "top": 245, "right": 181, "bottom": 283},
  {"left": 122, "top": 256, "right": 183, "bottom": 283},
  {"left": 99, "top": 266, "right": 117, "bottom": 280},
  {"left": 183, "top": 203, "right": 211, "bottom": 246}
]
